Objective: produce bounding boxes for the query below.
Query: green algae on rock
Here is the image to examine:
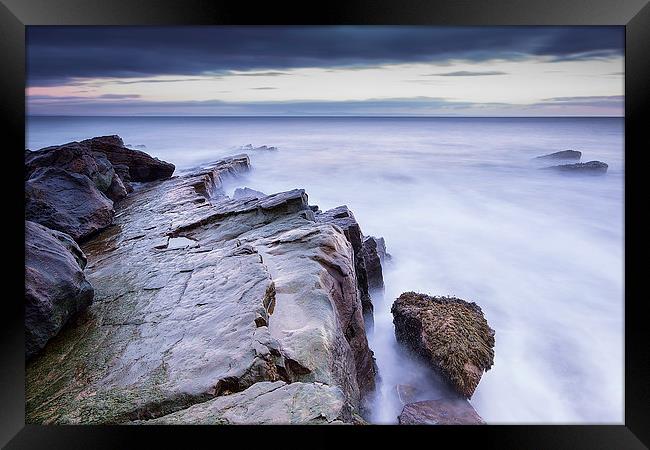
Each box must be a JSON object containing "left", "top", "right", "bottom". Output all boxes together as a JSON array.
[{"left": 391, "top": 292, "right": 495, "bottom": 399}]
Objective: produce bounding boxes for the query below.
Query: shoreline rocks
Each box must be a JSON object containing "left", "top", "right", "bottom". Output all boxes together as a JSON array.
[
  {"left": 26, "top": 147, "right": 380, "bottom": 425},
  {"left": 391, "top": 292, "right": 495, "bottom": 399},
  {"left": 25, "top": 221, "right": 94, "bottom": 359}
]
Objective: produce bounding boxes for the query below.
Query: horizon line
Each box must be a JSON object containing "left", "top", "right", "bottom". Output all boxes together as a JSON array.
[{"left": 26, "top": 114, "right": 625, "bottom": 119}]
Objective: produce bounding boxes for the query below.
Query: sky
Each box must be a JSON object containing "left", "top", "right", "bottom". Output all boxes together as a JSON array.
[{"left": 26, "top": 26, "right": 624, "bottom": 117}]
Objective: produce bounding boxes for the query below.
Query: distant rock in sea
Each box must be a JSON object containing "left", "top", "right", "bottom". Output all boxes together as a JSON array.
[
  {"left": 543, "top": 160, "right": 608, "bottom": 175},
  {"left": 391, "top": 292, "right": 495, "bottom": 399},
  {"left": 534, "top": 150, "right": 582, "bottom": 161},
  {"left": 242, "top": 144, "right": 278, "bottom": 152}
]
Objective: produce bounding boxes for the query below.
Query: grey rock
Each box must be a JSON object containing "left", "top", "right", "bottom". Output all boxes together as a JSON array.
[
  {"left": 233, "top": 187, "right": 266, "bottom": 200},
  {"left": 398, "top": 398, "right": 485, "bottom": 425},
  {"left": 534, "top": 150, "right": 582, "bottom": 161},
  {"left": 25, "top": 221, "right": 94, "bottom": 359},
  {"left": 25, "top": 167, "right": 114, "bottom": 242},
  {"left": 140, "top": 381, "right": 346, "bottom": 424},
  {"left": 544, "top": 160, "right": 608, "bottom": 175},
  {"left": 361, "top": 236, "right": 387, "bottom": 291},
  {"left": 81, "top": 135, "right": 175, "bottom": 182}
]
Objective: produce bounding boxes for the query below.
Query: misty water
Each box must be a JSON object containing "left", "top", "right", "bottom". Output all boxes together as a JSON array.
[{"left": 27, "top": 116, "right": 624, "bottom": 424}]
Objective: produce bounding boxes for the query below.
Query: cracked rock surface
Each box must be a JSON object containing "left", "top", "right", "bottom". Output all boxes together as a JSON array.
[{"left": 26, "top": 153, "right": 376, "bottom": 424}]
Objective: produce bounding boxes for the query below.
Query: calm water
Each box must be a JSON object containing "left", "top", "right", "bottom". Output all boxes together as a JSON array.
[{"left": 27, "top": 116, "right": 624, "bottom": 424}]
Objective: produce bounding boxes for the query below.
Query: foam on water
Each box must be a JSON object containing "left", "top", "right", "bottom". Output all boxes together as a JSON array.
[{"left": 27, "top": 116, "right": 624, "bottom": 424}]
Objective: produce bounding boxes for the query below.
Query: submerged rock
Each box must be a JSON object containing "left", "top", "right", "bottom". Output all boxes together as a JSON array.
[
  {"left": 544, "top": 160, "right": 608, "bottom": 175},
  {"left": 81, "top": 135, "right": 175, "bottom": 181},
  {"left": 391, "top": 292, "right": 495, "bottom": 398},
  {"left": 25, "top": 221, "right": 94, "bottom": 359},
  {"left": 25, "top": 167, "right": 115, "bottom": 242},
  {"left": 26, "top": 153, "right": 375, "bottom": 424},
  {"left": 242, "top": 144, "right": 278, "bottom": 152},
  {"left": 398, "top": 398, "right": 485, "bottom": 425},
  {"left": 534, "top": 150, "right": 582, "bottom": 161}
]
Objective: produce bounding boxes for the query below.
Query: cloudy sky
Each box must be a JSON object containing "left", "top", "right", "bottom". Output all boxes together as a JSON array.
[{"left": 26, "top": 26, "right": 624, "bottom": 117}]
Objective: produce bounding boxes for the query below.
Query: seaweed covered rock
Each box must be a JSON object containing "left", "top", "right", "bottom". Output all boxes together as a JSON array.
[
  {"left": 81, "top": 135, "right": 175, "bottom": 182},
  {"left": 25, "top": 167, "right": 115, "bottom": 242},
  {"left": 398, "top": 398, "right": 485, "bottom": 425},
  {"left": 391, "top": 292, "right": 495, "bottom": 398},
  {"left": 25, "top": 221, "right": 94, "bottom": 359}
]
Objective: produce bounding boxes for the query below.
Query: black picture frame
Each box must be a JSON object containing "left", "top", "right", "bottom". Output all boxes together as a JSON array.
[{"left": 2, "top": 1, "right": 648, "bottom": 448}]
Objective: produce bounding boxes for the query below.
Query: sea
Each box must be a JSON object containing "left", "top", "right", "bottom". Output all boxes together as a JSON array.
[{"left": 26, "top": 116, "right": 624, "bottom": 424}]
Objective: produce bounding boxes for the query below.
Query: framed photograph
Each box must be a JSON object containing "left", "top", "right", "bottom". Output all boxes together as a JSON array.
[{"left": 3, "top": 0, "right": 648, "bottom": 447}]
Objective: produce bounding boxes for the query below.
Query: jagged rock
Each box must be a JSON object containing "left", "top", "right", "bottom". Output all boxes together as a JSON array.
[
  {"left": 544, "top": 160, "right": 608, "bottom": 175},
  {"left": 25, "top": 142, "right": 116, "bottom": 194},
  {"left": 391, "top": 292, "right": 495, "bottom": 398},
  {"left": 534, "top": 150, "right": 582, "bottom": 161},
  {"left": 398, "top": 399, "right": 485, "bottom": 425},
  {"left": 140, "top": 381, "right": 346, "bottom": 424},
  {"left": 25, "top": 167, "right": 114, "bottom": 242},
  {"left": 26, "top": 154, "right": 375, "bottom": 424},
  {"left": 107, "top": 172, "right": 128, "bottom": 201},
  {"left": 361, "top": 236, "right": 387, "bottom": 291},
  {"left": 316, "top": 206, "right": 375, "bottom": 329},
  {"left": 25, "top": 221, "right": 94, "bottom": 360},
  {"left": 233, "top": 187, "right": 266, "bottom": 200},
  {"left": 81, "top": 135, "right": 175, "bottom": 182}
]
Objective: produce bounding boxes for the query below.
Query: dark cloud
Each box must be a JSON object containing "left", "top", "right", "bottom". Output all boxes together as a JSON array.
[
  {"left": 430, "top": 71, "right": 507, "bottom": 76},
  {"left": 26, "top": 26, "right": 623, "bottom": 87}
]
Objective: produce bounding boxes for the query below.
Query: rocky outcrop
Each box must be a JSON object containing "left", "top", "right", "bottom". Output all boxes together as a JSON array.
[
  {"left": 316, "top": 206, "right": 387, "bottom": 331},
  {"left": 391, "top": 292, "right": 495, "bottom": 399},
  {"left": 361, "top": 236, "right": 387, "bottom": 291},
  {"left": 25, "top": 221, "right": 94, "bottom": 360},
  {"left": 25, "top": 142, "right": 116, "bottom": 195},
  {"left": 534, "top": 150, "right": 582, "bottom": 161},
  {"left": 544, "top": 160, "right": 608, "bottom": 175},
  {"left": 25, "top": 167, "right": 115, "bottom": 242},
  {"left": 81, "top": 135, "right": 175, "bottom": 181},
  {"left": 26, "top": 153, "right": 376, "bottom": 424},
  {"left": 398, "top": 399, "right": 485, "bottom": 425}
]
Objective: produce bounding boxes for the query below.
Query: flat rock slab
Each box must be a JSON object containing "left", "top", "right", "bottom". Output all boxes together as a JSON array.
[
  {"left": 534, "top": 150, "right": 582, "bottom": 161},
  {"left": 398, "top": 398, "right": 485, "bottom": 425},
  {"left": 543, "top": 160, "right": 608, "bottom": 175}
]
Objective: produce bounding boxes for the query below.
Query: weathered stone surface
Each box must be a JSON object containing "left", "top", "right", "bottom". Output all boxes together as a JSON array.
[
  {"left": 544, "top": 160, "right": 608, "bottom": 175},
  {"left": 391, "top": 292, "right": 495, "bottom": 398},
  {"left": 25, "top": 142, "right": 116, "bottom": 194},
  {"left": 361, "top": 236, "right": 386, "bottom": 291},
  {"left": 107, "top": 172, "right": 128, "bottom": 201},
  {"left": 81, "top": 135, "right": 175, "bottom": 182},
  {"left": 140, "top": 381, "right": 346, "bottom": 424},
  {"left": 25, "top": 167, "right": 114, "bottom": 242},
  {"left": 316, "top": 206, "right": 375, "bottom": 329},
  {"left": 26, "top": 154, "right": 375, "bottom": 424},
  {"left": 233, "top": 187, "right": 266, "bottom": 200},
  {"left": 25, "top": 221, "right": 94, "bottom": 360},
  {"left": 398, "top": 398, "right": 485, "bottom": 425},
  {"left": 534, "top": 150, "right": 582, "bottom": 161}
]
